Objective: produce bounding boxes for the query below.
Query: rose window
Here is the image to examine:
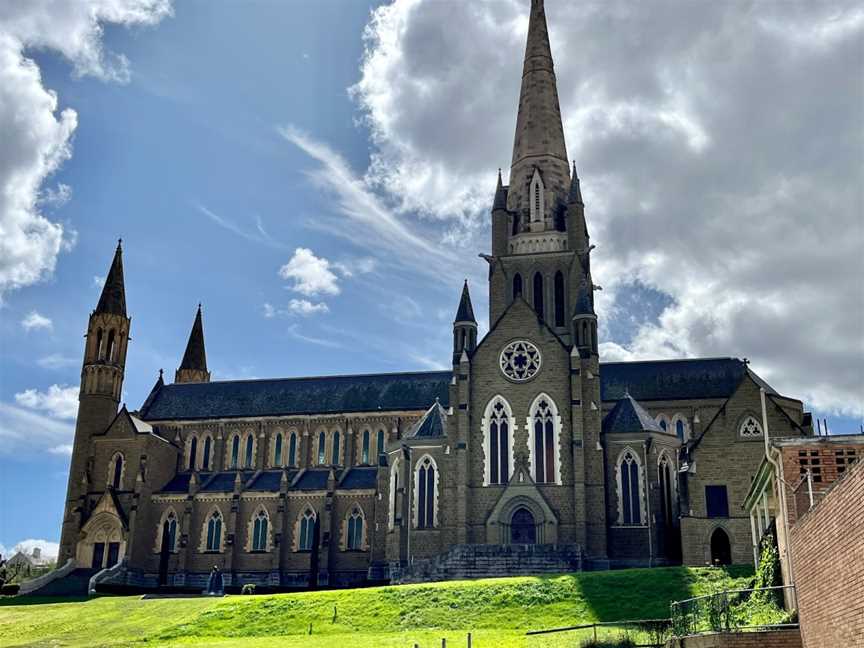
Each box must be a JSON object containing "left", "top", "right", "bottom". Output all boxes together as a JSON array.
[{"left": 499, "top": 340, "right": 541, "bottom": 381}]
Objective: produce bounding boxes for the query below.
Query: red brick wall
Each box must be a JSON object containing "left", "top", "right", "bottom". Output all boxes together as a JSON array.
[
  {"left": 780, "top": 443, "right": 861, "bottom": 525},
  {"left": 667, "top": 629, "right": 802, "bottom": 647},
  {"left": 790, "top": 459, "right": 864, "bottom": 648}
]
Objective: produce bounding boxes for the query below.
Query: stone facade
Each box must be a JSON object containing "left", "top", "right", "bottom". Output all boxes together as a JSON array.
[{"left": 57, "top": 0, "right": 812, "bottom": 590}]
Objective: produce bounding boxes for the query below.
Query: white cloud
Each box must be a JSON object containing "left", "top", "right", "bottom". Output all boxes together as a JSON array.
[
  {"left": 279, "top": 247, "right": 340, "bottom": 296},
  {"left": 351, "top": 0, "right": 864, "bottom": 416},
  {"left": 0, "top": 401, "right": 74, "bottom": 456},
  {"left": 262, "top": 302, "right": 276, "bottom": 318},
  {"left": 14, "top": 384, "right": 78, "bottom": 420},
  {"left": 48, "top": 444, "right": 73, "bottom": 456},
  {"left": 37, "top": 353, "right": 78, "bottom": 370},
  {"left": 93, "top": 275, "right": 106, "bottom": 289},
  {"left": 21, "top": 310, "right": 52, "bottom": 331},
  {"left": 287, "top": 299, "right": 330, "bottom": 316},
  {"left": 0, "top": 0, "right": 173, "bottom": 299},
  {"left": 286, "top": 324, "right": 342, "bottom": 349},
  {"left": 0, "top": 539, "right": 59, "bottom": 561}
]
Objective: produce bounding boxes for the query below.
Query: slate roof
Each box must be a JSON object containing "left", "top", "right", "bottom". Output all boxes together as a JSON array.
[
  {"left": 158, "top": 472, "right": 194, "bottom": 493},
  {"left": 600, "top": 358, "right": 768, "bottom": 402},
  {"left": 139, "top": 358, "right": 774, "bottom": 423},
  {"left": 139, "top": 370, "right": 452, "bottom": 421},
  {"left": 602, "top": 395, "right": 667, "bottom": 435},
  {"left": 200, "top": 471, "right": 253, "bottom": 493},
  {"left": 246, "top": 470, "right": 295, "bottom": 492},
  {"left": 339, "top": 467, "right": 378, "bottom": 490},
  {"left": 407, "top": 401, "right": 447, "bottom": 439},
  {"left": 295, "top": 469, "right": 332, "bottom": 491}
]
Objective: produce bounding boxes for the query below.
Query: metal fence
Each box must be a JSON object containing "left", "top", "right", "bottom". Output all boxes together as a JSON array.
[
  {"left": 526, "top": 618, "right": 672, "bottom": 647},
  {"left": 670, "top": 584, "right": 796, "bottom": 637}
]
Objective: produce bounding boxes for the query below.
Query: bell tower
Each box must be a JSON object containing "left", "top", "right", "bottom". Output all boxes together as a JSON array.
[
  {"left": 487, "top": 0, "right": 597, "bottom": 348},
  {"left": 59, "top": 240, "right": 131, "bottom": 563}
]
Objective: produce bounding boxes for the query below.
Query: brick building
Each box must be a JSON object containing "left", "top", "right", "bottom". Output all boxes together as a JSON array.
[{"left": 56, "top": 0, "right": 813, "bottom": 590}]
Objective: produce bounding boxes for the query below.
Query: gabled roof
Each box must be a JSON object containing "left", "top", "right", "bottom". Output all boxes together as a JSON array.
[
  {"left": 158, "top": 472, "right": 195, "bottom": 493},
  {"left": 339, "top": 467, "right": 378, "bottom": 490},
  {"left": 602, "top": 395, "right": 666, "bottom": 435},
  {"left": 295, "top": 469, "right": 332, "bottom": 491},
  {"left": 600, "top": 358, "right": 768, "bottom": 402},
  {"left": 406, "top": 400, "right": 447, "bottom": 439},
  {"left": 140, "top": 370, "right": 451, "bottom": 421},
  {"left": 199, "top": 471, "right": 253, "bottom": 493},
  {"left": 246, "top": 470, "right": 295, "bottom": 492}
]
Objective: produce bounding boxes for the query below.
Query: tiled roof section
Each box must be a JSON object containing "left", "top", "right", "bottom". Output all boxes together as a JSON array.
[
  {"left": 158, "top": 472, "right": 194, "bottom": 493},
  {"left": 599, "top": 358, "right": 767, "bottom": 402},
  {"left": 200, "top": 471, "right": 253, "bottom": 492},
  {"left": 603, "top": 395, "right": 666, "bottom": 435},
  {"left": 339, "top": 467, "right": 378, "bottom": 490},
  {"left": 407, "top": 401, "right": 447, "bottom": 439},
  {"left": 139, "top": 370, "right": 452, "bottom": 421},
  {"left": 295, "top": 469, "right": 333, "bottom": 491},
  {"left": 247, "top": 470, "right": 294, "bottom": 492}
]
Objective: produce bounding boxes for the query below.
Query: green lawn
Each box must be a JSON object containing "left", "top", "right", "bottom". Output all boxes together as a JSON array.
[{"left": 0, "top": 566, "right": 753, "bottom": 648}]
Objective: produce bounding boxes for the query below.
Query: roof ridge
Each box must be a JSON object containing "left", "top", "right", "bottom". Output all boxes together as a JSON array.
[{"left": 164, "top": 369, "right": 452, "bottom": 387}]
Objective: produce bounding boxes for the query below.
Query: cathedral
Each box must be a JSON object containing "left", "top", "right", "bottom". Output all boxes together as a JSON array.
[{"left": 58, "top": 0, "right": 812, "bottom": 590}]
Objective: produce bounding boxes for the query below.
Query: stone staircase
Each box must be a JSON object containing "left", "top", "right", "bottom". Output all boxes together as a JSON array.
[
  {"left": 22, "top": 567, "right": 98, "bottom": 597},
  {"left": 392, "top": 543, "right": 582, "bottom": 584}
]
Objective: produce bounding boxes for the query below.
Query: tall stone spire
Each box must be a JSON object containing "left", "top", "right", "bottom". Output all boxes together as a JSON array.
[
  {"left": 175, "top": 304, "right": 210, "bottom": 384},
  {"left": 454, "top": 280, "right": 477, "bottom": 323},
  {"left": 452, "top": 281, "right": 478, "bottom": 364},
  {"left": 508, "top": 0, "right": 570, "bottom": 214},
  {"left": 96, "top": 240, "right": 127, "bottom": 316}
]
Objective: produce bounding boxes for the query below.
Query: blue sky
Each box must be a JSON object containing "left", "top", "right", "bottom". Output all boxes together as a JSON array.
[{"left": 1, "top": 0, "right": 862, "bottom": 556}]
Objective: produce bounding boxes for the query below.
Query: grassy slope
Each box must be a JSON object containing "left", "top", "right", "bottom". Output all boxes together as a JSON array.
[{"left": 0, "top": 566, "right": 753, "bottom": 648}]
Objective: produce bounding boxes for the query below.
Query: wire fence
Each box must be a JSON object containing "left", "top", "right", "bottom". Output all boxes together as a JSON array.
[
  {"left": 526, "top": 618, "right": 672, "bottom": 647},
  {"left": 670, "top": 584, "right": 796, "bottom": 637}
]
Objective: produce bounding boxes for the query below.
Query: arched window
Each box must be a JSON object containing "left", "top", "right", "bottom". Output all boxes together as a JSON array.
[
  {"left": 512, "top": 213, "right": 521, "bottom": 236},
  {"left": 484, "top": 397, "right": 513, "bottom": 485},
  {"left": 273, "top": 432, "right": 283, "bottom": 467},
  {"left": 288, "top": 432, "right": 297, "bottom": 467},
  {"left": 202, "top": 436, "right": 212, "bottom": 471},
  {"left": 529, "top": 395, "right": 559, "bottom": 484},
  {"left": 205, "top": 510, "right": 222, "bottom": 552},
  {"left": 244, "top": 434, "right": 255, "bottom": 468},
  {"left": 95, "top": 328, "right": 104, "bottom": 360},
  {"left": 656, "top": 414, "right": 670, "bottom": 433},
  {"left": 389, "top": 457, "right": 400, "bottom": 530},
  {"left": 618, "top": 450, "right": 643, "bottom": 525},
  {"left": 230, "top": 435, "right": 240, "bottom": 469},
  {"left": 109, "top": 453, "right": 124, "bottom": 490},
  {"left": 346, "top": 506, "right": 364, "bottom": 551},
  {"left": 414, "top": 455, "right": 438, "bottom": 529},
  {"left": 533, "top": 272, "right": 544, "bottom": 319},
  {"left": 530, "top": 169, "right": 544, "bottom": 222},
  {"left": 332, "top": 430, "right": 340, "bottom": 465},
  {"left": 251, "top": 509, "right": 269, "bottom": 552},
  {"left": 188, "top": 436, "right": 198, "bottom": 471},
  {"left": 298, "top": 508, "right": 316, "bottom": 551},
  {"left": 157, "top": 509, "right": 178, "bottom": 553},
  {"left": 554, "top": 271, "right": 565, "bottom": 327},
  {"left": 317, "top": 431, "right": 326, "bottom": 465},
  {"left": 675, "top": 419, "right": 685, "bottom": 440},
  {"left": 377, "top": 429, "right": 385, "bottom": 457},
  {"left": 106, "top": 329, "right": 116, "bottom": 362},
  {"left": 362, "top": 430, "right": 370, "bottom": 464},
  {"left": 513, "top": 273, "right": 523, "bottom": 299},
  {"left": 659, "top": 453, "right": 675, "bottom": 527}
]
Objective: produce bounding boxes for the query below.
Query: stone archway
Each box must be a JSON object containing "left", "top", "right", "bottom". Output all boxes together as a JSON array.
[
  {"left": 710, "top": 527, "right": 732, "bottom": 566},
  {"left": 77, "top": 512, "right": 125, "bottom": 570},
  {"left": 510, "top": 507, "right": 537, "bottom": 544},
  {"left": 485, "top": 461, "right": 558, "bottom": 545}
]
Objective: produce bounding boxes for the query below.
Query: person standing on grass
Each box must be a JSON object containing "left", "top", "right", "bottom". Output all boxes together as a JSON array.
[{"left": 206, "top": 565, "right": 224, "bottom": 596}]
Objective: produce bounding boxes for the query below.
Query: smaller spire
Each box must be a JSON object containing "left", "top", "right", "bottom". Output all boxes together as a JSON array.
[
  {"left": 175, "top": 305, "right": 210, "bottom": 384},
  {"left": 493, "top": 169, "right": 508, "bottom": 211},
  {"left": 95, "top": 239, "right": 127, "bottom": 316},
  {"left": 454, "top": 280, "right": 476, "bottom": 323},
  {"left": 568, "top": 161, "right": 583, "bottom": 205}
]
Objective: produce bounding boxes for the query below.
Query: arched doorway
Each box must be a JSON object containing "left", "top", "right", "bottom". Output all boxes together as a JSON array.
[
  {"left": 710, "top": 528, "right": 732, "bottom": 566},
  {"left": 510, "top": 508, "right": 536, "bottom": 544}
]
